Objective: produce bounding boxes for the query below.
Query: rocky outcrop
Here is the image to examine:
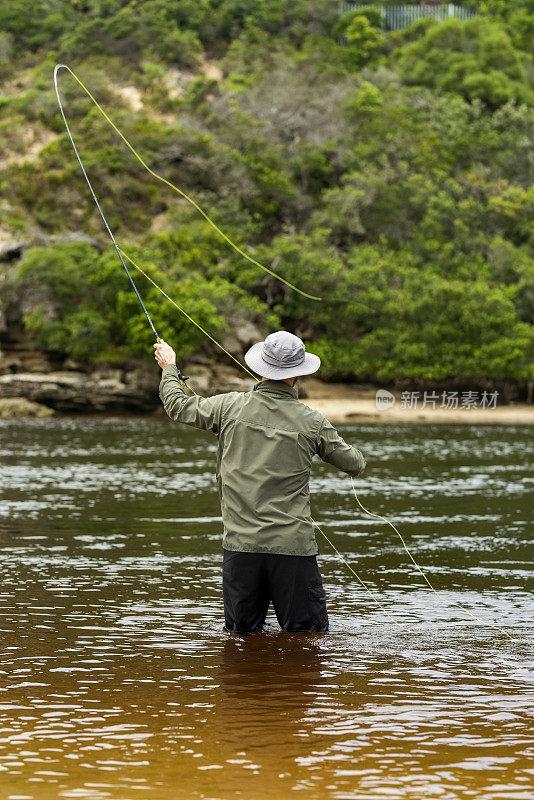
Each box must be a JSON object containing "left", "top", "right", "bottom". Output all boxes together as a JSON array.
[
  {"left": 0, "top": 397, "right": 54, "bottom": 418},
  {"left": 220, "top": 318, "right": 262, "bottom": 354},
  {"left": 0, "top": 369, "right": 161, "bottom": 412},
  {"left": 0, "top": 240, "right": 30, "bottom": 263},
  {"left": 0, "top": 359, "right": 254, "bottom": 413}
]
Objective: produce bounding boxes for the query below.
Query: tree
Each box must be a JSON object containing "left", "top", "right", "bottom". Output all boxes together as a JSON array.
[
  {"left": 396, "top": 17, "right": 533, "bottom": 107},
  {"left": 345, "top": 15, "right": 382, "bottom": 68}
]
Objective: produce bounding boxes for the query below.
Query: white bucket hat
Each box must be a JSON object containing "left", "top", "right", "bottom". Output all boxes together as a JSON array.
[{"left": 244, "top": 331, "right": 321, "bottom": 380}]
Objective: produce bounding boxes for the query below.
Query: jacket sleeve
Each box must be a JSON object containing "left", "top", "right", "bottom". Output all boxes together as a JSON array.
[
  {"left": 159, "top": 364, "right": 226, "bottom": 433},
  {"left": 316, "top": 417, "right": 366, "bottom": 477}
]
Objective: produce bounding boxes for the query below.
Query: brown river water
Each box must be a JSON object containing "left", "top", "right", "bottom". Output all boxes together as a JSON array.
[{"left": 0, "top": 418, "right": 533, "bottom": 800}]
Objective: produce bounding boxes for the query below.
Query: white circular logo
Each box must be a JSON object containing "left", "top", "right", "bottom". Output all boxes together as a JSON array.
[{"left": 375, "top": 389, "right": 396, "bottom": 411}]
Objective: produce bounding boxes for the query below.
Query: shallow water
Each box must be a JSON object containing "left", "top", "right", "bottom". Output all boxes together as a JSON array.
[{"left": 0, "top": 418, "right": 533, "bottom": 800}]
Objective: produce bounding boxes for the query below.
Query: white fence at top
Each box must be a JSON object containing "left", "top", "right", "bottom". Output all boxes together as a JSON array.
[{"left": 340, "top": 4, "right": 478, "bottom": 30}]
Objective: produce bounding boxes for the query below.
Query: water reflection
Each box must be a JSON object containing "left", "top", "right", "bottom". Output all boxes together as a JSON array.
[
  {"left": 0, "top": 418, "right": 533, "bottom": 799},
  {"left": 219, "top": 631, "right": 327, "bottom": 720}
]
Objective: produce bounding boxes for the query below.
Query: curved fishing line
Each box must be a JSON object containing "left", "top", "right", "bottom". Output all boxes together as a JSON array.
[
  {"left": 54, "top": 65, "right": 510, "bottom": 638},
  {"left": 350, "top": 477, "right": 515, "bottom": 641},
  {"left": 53, "top": 65, "right": 159, "bottom": 339},
  {"left": 54, "top": 63, "right": 323, "bottom": 302}
]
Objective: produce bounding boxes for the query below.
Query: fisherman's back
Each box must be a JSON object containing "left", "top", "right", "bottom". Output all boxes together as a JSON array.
[
  {"left": 217, "top": 380, "right": 326, "bottom": 556},
  {"left": 159, "top": 369, "right": 365, "bottom": 557}
]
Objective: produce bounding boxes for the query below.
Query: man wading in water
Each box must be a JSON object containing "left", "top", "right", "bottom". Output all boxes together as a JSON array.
[{"left": 154, "top": 331, "right": 366, "bottom": 634}]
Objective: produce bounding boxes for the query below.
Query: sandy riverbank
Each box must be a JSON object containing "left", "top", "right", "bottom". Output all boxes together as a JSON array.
[{"left": 299, "top": 380, "right": 534, "bottom": 425}]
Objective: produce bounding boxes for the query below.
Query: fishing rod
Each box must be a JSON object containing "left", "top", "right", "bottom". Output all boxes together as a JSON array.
[
  {"left": 54, "top": 63, "right": 191, "bottom": 385},
  {"left": 53, "top": 64, "right": 516, "bottom": 642},
  {"left": 54, "top": 65, "right": 158, "bottom": 339}
]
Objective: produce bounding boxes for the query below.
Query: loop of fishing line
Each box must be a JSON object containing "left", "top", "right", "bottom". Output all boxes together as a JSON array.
[
  {"left": 54, "top": 64, "right": 515, "bottom": 642},
  {"left": 54, "top": 63, "right": 323, "bottom": 302}
]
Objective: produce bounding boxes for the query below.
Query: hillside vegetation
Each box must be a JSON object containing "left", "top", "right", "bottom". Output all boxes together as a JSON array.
[{"left": 0, "top": 0, "right": 533, "bottom": 385}]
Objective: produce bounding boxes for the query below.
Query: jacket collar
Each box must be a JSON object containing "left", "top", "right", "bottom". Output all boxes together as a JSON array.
[{"left": 253, "top": 379, "right": 298, "bottom": 399}]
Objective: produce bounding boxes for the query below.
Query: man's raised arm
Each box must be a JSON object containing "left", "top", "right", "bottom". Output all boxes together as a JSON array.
[{"left": 155, "top": 338, "right": 225, "bottom": 434}]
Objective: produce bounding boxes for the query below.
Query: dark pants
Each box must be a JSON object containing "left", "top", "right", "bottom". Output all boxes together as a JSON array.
[{"left": 222, "top": 549, "right": 329, "bottom": 634}]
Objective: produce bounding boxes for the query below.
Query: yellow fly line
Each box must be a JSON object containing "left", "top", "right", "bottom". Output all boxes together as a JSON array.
[
  {"left": 310, "top": 519, "right": 407, "bottom": 630},
  {"left": 350, "top": 478, "right": 515, "bottom": 641},
  {"left": 55, "top": 65, "right": 515, "bottom": 641},
  {"left": 56, "top": 64, "right": 322, "bottom": 302}
]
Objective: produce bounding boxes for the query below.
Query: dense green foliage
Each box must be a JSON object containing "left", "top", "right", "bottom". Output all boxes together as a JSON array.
[{"left": 1, "top": 0, "right": 533, "bottom": 382}]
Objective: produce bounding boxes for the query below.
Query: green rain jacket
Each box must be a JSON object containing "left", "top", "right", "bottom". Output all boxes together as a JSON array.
[{"left": 159, "top": 364, "right": 366, "bottom": 556}]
